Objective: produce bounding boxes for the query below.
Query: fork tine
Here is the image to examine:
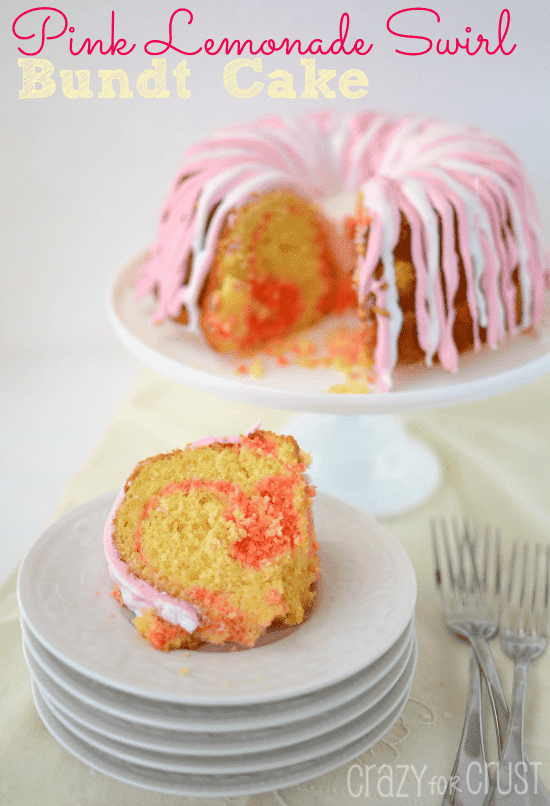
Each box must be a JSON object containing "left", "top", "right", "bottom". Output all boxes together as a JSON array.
[
  {"left": 539, "top": 544, "right": 550, "bottom": 637},
  {"left": 506, "top": 542, "right": 518, "bottom": 606},
  {"left": 430, "top": 519, "right": 443, "bottom": 592},
  {"left": 541, "top": 545, "right": 550, "bottom": 635},
  {"left": 455, "top": 520, "right": 468, "bottom": 591},
  {"left": 531, "top": 544, "right": 540, "bottom": 606},
  {"left": 494, "top": 528, "right": 502, "bottom": 598},
  {"left": 519, "top": 542, "right": 529, "bottom": 610},
  {"left": 463, "top": 518, "right": 482, "bottom": 594},
  {"left": 439, "top": 517, "right": 457, "bottom": 590},
  {"left": 481, "top": 525, "right": 491, "bottom": 592},
  {"left": 530, "top": 544, "right": 541, "bottom": 634},
  {"left": 503, "top": 542, "right": 521, "bottom": 633}
]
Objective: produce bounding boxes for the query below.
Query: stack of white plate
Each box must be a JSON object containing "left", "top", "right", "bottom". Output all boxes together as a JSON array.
[{"left": 18, "top": 491, "right": 417, "bottom": 798}]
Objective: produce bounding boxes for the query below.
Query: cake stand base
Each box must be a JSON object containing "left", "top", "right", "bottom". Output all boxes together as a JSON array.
[{"left": 285, "top": 413, "right": 441, "bottom": 518}]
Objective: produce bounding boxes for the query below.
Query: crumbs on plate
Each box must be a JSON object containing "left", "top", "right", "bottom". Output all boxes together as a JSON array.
[{"left": 232, "top": 325, "right": 375, "bottom": 393}]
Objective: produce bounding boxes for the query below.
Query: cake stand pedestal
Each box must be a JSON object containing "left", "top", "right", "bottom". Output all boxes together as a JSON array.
[
  {"left": 284, "top": 413, "right": 440, "bottom": 518},
  {"left": 109, "top": 255, "right": 550, "bottom": 517}
]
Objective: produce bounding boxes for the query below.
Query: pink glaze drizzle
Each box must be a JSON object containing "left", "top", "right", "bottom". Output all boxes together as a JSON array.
[
  {"left": 103, "top": 490, "right": 199, "bottom": 633},
  {"left": 136, "top": 113, "right": 550, "bottom": 390}
]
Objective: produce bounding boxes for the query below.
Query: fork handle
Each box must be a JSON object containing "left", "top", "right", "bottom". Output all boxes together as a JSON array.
[
  {"left": 484, "top": 659, "right": 550, "bottom": 806},
  {"left": 442, "top": 647, "right": 489, "bottom": 806},
  {"left": 469, "top": 633, "right": 510, "bottom": 754}
]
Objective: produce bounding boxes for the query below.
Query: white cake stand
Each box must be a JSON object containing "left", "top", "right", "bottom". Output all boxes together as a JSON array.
[{"left": 108, "top": 254, "right": 550, "bottom": 517}]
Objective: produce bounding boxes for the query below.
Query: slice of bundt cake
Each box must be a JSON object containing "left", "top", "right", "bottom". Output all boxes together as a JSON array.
[{"left": 104, "top": 429, "right": 319, "bottom": 651}]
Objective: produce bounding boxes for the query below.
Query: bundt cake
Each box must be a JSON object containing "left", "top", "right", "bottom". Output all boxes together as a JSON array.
[
  {"left": 136, "top": 111, "right": 549, "bottom": 390},
  {"left": 104, "top": 428, "right": 319, "bottom": 651}
]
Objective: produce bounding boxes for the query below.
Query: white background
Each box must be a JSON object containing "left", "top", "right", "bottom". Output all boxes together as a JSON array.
[{"left": 1, "top": 0, "right": 549, "bottom": 582}]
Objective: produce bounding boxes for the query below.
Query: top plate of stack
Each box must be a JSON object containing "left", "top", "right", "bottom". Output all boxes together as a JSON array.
[{"left": 17, "top": 491, "right": 416, "bottom": 706}]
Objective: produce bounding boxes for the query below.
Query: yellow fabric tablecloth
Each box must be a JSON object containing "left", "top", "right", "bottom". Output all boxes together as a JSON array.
[{"left": 2, "top": 368, "right": 550, "bottom": 806}]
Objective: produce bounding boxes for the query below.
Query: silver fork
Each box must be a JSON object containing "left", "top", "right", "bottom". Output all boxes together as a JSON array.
[
  {"left": 432, "top": 518, "right": 509, "bottom": 804},
  {"left": 485, "top": 542, "right": 550, "bottom": 806}
]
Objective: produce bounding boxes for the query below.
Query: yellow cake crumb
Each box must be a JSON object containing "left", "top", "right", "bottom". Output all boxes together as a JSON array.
[
  {"left": 328, "top": 380, "right": 371, "bottom": 394},
  {"left": 249, "top": 357, "right": 265, "bottom": 378}
]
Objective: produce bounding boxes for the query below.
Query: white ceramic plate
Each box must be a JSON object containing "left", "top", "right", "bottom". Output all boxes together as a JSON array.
[
  {"left": 23, "top": 627, "right": 415, "bottom": 754},
  {"left": 32, "top": 678, "right": 412, "bottom": 797},
  {"left": 18, "top": 491, "right": 416, "bottom": 706},
  {"left": 21, "top": 616, "right": 413, "bottom": 732},
  {"left": 109, "top": 254, "right": 550, "bottom": 414},
  {"left": 35, "top": 640, "right": 416, "bottom": 775}
]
